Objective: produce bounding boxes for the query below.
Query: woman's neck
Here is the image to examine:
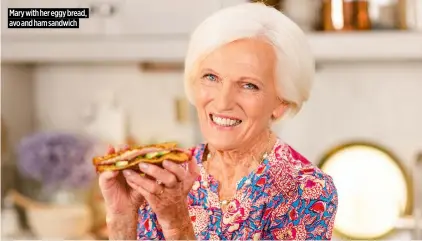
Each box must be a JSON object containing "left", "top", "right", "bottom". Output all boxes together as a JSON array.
[
  {"left": 204, "top": 130, "right": 276, "bottom": 200},
  {"left": 207, "top": 129, "right": 275, "bottom": 168}
]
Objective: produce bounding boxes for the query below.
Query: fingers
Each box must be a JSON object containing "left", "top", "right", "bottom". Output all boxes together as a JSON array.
[
  {"left": 106, "top": 144, "right": 129, "bottom": 154},
  {"left": 107, "top": 145, "right": 115, "bottom": 154},
  {"left": 120, "top": 144, "right": 130, "bottom": 151},
  {"left": 162, "top": 160, "right": 199, "bottom": 195},
  {"left": 98, "top": 171, "right": 119, "bottom": 193},
  {"left": 99, "top": 171, "right": 119, "bottom": 185},
  {"left": 138, "top": 163, "right": 179, "bottom": 188},
  {"left": 123, "top": 170, "right": 163, "bottom": 194},
  {"left": 187, "top": 157, "right": 200, "bottom": 176},
  {"left": 162, "top": 160, "right": 188, "bottom": 182},
  {"left": 126, "top": 179, "right": 150, "bottom": 197}
]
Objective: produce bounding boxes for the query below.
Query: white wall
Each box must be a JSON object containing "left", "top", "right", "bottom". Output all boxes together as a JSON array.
[
  {"left": 32, "top": 64, "right": 195, "bottom": 147},
  {"left": 1, "top": 64, "right": 35, "bottom": 162},
  {"left": 32, "top": 62, "right": 422, "bottom": 165},
  {"left": 280, "top": 62, "right": 422, "bottom": 168},
  {"left": 277, "top": 61, "right": 422, "bottom": 241}
]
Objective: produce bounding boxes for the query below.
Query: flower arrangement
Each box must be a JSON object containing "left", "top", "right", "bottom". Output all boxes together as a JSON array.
[{"left": 16, "top": 132, "right": 96, "bottom": 192}]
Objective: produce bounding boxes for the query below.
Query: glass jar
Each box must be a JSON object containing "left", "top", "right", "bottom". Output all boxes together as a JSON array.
[
  {"left": 368, "top": 0, "right": 407, "bottom": 29},
  {"left": 283, "top": 0, "right": 322, "bottom": 31},
  {"left": 356, "top": 0, "right": 372, "bottom": 30},
  {"left": 322, "top": 0, "right": 355, "bottom": 31}
]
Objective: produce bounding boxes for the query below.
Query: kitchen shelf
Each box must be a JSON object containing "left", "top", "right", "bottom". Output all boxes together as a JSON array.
[
  {"left": 1, "top": 35, "right": 189, "bottom": 63},
  {"left": 2, "top": 31, "right": 422, "bottom": 63},
  {"left": 308, "top": 31, "right": 422, "bottom": 62},
  {"left": 396, "top": 215, "right": 422, "bottom": 230}
]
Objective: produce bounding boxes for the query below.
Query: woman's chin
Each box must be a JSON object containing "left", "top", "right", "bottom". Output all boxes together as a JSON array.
[
  {"left": 200, "top": 120, "right": 252, "bottom": 149},
  {"left": 208, "top": 141, "right": 238, "bottom": 151},
  {"left": 203, "top": 132, "right": 244, "bottom": 151}
]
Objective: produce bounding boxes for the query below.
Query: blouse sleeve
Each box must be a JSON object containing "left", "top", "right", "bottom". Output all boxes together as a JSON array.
[
  {"left": 137, "top": 206, "right": 165, "bottom": 240},
  {"left": 266, "top": 174, "right": 338, "bottom": 240}
]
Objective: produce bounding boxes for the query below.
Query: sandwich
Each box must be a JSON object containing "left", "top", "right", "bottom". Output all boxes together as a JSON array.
[{"left": 93, "top": 142, "right": 190, "bottom": 173}]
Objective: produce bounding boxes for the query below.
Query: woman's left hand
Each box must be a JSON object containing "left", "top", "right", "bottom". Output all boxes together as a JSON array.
[{"left": 122, "top": 155, "right": 199, "bottom": 231}]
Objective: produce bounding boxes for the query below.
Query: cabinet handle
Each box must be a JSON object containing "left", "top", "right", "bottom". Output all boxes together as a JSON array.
[
  {"left": 89, "top": 5, "right": 97, "bottom": 15},
  {"left": 93, "top": 3, "right": 116, "bottom": 17}
]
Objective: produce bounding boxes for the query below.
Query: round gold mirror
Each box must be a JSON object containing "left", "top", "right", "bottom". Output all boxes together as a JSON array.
[{"left": 318, "top": 142, "right": 413, "bottom": 240}]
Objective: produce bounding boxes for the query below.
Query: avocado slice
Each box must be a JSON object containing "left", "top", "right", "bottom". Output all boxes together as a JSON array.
[
  {"left": 145, "top": 150, "right": 170, "bottom": 159},
  {"left": 115, "top": 160, "right": 129, "bottom": 167}
]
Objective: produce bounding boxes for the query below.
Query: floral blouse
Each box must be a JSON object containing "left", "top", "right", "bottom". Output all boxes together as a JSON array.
[{"left": 137, "top": 138, "right": 338, "bottom": 240}]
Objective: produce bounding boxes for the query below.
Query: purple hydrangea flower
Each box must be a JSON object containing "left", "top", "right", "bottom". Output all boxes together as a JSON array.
[{"left": 16, "top": 132, "right": 96, "bottom": 191}]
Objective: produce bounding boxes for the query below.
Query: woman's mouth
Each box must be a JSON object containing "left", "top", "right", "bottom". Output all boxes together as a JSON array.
[{"left": 209, "top": 114, "right": 242, "bottom": 127}]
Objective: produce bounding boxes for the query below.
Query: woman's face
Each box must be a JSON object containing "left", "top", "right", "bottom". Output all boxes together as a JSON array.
[{"left": 192, "top": 38, "right": 285, "bottom": 150}]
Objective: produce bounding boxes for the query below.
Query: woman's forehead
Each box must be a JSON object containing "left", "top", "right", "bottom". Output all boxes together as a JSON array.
[{"left": 198, "top": 38, "right": 276, "bottom": 77}]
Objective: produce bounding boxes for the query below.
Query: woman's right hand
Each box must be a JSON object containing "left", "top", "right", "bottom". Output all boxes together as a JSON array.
[{"left": 98, "top": 145, "right": 145, "bottom": 215}]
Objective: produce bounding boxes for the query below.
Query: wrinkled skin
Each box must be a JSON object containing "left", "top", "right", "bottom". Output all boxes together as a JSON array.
[
  {"left": 123, "top": 157, "right": 199, "bottom": 229},
  {"left": 98, "top": 146, "right": 145, "bottom": 215},
  {"left": 99, "top": 145, "right": 199, "bottom": 238},
  {"left": 98, "top": 37, "right": 288, "bottom": 239}
]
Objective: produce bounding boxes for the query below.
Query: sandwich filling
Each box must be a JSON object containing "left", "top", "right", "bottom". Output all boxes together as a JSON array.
[{"left": 94, "top": 147, "right": 188, "bottom": 172}]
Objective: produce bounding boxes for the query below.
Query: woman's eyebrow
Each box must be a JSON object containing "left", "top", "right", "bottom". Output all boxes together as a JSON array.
[
  {"left": 237, "top": 75, "right": 264, "bottom": 87},
  {"left": 200, "top": 67, "right": 264, "bottom": 85},
  {"left": 200, "top": 68, "right": 219, "bottom": 74}
]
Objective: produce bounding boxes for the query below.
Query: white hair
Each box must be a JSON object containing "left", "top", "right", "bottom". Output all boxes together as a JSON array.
[{"left": 184, "top": 2, "right": 315, "bottom": 119}]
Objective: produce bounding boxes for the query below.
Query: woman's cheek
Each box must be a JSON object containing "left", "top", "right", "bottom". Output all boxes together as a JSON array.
[
  {"left": 241, "top": 96, "right": 267, "bottom": 118},
  {"left": 196, "top": 86, "right": 214, "bottom": 106}
]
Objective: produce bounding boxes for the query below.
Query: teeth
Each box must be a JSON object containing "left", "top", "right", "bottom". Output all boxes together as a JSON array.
[{"left": 211, "top": 115, "right": 241, "bottom": 127}]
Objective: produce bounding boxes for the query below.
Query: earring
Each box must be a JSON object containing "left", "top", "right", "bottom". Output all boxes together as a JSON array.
[{"left": 281, "top": 100, "right": 290, "bottom": 106}]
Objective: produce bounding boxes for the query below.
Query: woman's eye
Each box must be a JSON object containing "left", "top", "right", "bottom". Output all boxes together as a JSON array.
[
  {"left": 203, "top": 74, "right": 218, "bottom": 82},
  {"left": 243, "top": 83, "right": 259, "bottom": 90}
]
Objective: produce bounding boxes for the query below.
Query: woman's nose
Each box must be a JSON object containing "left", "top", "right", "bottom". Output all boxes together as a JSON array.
[{"left": 214, "top": 84, "right": 236, "bottom": 111}]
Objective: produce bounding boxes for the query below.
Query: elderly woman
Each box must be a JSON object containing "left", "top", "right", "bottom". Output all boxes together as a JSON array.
[{"left": 99, "top": 2, "right": 338, "bottom": 240}]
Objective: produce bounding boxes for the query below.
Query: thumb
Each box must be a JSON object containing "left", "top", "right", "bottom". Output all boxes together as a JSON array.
[
  {"left": 187, "top": 156, "right": 200, "bottom": 177},
  {"left": 183, "top": 158, "right": 200, "bottom": 194},
  {"left": 98, "top": 171, "right": 119, "bottom": 190}
]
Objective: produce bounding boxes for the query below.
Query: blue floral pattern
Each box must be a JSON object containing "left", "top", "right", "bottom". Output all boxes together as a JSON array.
[{"left": 137, "top": 138, "right": 338, "bottom": 240}]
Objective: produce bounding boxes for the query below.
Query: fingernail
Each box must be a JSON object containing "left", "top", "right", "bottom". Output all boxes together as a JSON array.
[
  {"left": 123, "top": 170, "right": 132, "bottom": 176},
  {"left": 103, "top": 171, "right": 116, "bottom": 178},
  {"left": 139, "top": 163, "right": 149, "bottom": 170},
  {"left": 105, "top": 215, "right": 111, "bottom": 223},
  {"left": 162, "top": 160, "right": 169, "bottom": 167}
]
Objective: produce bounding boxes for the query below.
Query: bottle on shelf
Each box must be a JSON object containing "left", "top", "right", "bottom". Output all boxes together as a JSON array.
[
  {"left": 1, "top": 193, "right": 21, "bottom": 239},
  {"left": 355, "top": 0, "right": 372, "bottom": 30},
  {"left": 321, "top": 0, "right": 355, "bottom": 31}
]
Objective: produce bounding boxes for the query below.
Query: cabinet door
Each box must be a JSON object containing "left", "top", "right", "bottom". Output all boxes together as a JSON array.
[
  {"left": 2, "top": 0, "right": 103, "bottom": 37},
  {"left": 103, "top": 0, "right": 224, "bottom": 36},
  {"left": 222, "top": 0, "right": 249, "bottom": 7}
]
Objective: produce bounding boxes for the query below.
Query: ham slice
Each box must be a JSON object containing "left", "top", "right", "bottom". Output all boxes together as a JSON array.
[
  {"left": 98, "top": 147, "right": 161, "bottom": 165},
  {"left": 97, "top": 147, "right": 187, "bottom": 165}
]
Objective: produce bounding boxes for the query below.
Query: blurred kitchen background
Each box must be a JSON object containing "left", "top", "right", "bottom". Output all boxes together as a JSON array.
[{"left": 1, "top": 0, "right": 422, "bottom": 240}]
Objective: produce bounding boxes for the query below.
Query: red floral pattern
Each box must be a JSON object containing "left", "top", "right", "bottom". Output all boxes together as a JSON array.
[{"left": 136, "top": 138, "right": 338, "bottom": 240}]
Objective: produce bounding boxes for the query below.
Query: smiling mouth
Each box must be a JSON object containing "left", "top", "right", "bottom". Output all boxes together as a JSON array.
[{"left": 209, "top": 114, "right": 242, "bottom": 127}]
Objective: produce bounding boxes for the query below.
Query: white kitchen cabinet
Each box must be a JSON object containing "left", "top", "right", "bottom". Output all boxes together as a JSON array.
[
  {"left": 3, "top": 0, "right": 420, "bottom": 63},
  {"left": 2, "top": 0, "right": 104, "bottom": 36},
  {"left": 222, "top": 0, "right": 250, "bottom": 7},
  {"left": 103, "top": 0, "right": 225, "bottom": 36},
  {"left": 2, "top": 0, "right": 249, "bottom": 37}
]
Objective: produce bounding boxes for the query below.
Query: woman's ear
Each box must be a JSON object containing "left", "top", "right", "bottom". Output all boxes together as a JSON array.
[{"left": 271, "top": 101, "right": 289, "bottom": 120}]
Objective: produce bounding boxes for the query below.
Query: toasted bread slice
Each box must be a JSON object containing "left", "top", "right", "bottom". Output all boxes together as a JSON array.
[
  {"left": 92, "top": 142, "right": 178, "bottom": 165},
  {"left": 93, "top": 142, "right": 189, "bottom": 173}
]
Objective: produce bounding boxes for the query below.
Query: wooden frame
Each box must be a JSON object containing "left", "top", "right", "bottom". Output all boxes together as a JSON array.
[{"left": 318, "top": 141, "right": 413, "bottom": 240}]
